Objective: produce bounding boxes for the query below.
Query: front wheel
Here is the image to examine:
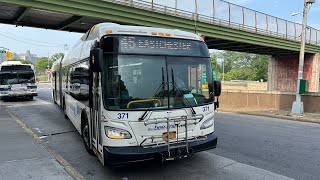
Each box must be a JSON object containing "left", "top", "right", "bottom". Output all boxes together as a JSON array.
[{"left": 82, "top": 117, "right": 95, "bottom": 156}]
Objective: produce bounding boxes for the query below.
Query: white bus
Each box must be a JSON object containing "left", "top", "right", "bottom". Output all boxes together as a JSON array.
[
  {"left": 0, "top": 61, "right": 37, "bottom": 100},
  {"left": 52, "top": 23, "right": 221, "bottom": 166}
]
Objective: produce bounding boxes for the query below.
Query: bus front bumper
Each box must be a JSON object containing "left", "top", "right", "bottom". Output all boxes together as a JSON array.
[{"left": 103, "top": 132, "right": 217, "bottom": 166}]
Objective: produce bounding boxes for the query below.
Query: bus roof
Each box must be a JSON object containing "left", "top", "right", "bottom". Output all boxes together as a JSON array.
[
  {"left": 0, "top": 61, "right": 34, "bottom": 71},
  {"left": 86, "top": 23, "right": 203, "bottom": 41},
  {"left": 62, "top": 23, "right": 205, "bottom": 66},
  {"left": 51, "top": 57, "right": 63, "bottom": 72},
  {"left": 1, "top": 61, "right": 23, "bottom": 65}
]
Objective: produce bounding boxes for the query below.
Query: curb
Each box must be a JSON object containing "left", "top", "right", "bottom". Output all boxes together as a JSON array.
[
  {"left": 219, "top": 109, "right": 320, "bottom": 124},
  {"left": 3, "top": 105, "right": 85, "bottom": 180}
]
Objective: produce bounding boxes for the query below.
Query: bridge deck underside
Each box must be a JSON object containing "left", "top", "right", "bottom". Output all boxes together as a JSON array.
[
  {"left": 0, "top": 0, "right": 318, "bottom": 55},
  {"left": 206, "top": 38, "right": 300, "bottom": 55}
]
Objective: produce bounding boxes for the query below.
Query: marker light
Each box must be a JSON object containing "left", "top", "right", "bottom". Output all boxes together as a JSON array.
[
  {"left": 105, "top": 30, "right": 113, "bottom": 34},
  {"left": 200, "top": 116, "right": 214, "bottom": 130},
  {"left": 105, "top": 127, "right": 132, "bottom": 139},
  {"left": 158, "top": 32, "right": 164, "bottom": 36},
  {"left": 151, "top": 32, "right": 158, "bottom": 36}
]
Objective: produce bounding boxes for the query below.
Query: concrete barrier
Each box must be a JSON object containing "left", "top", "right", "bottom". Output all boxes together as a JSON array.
[{"left": 220, "top": 90, "right": 320, "bottom": 113}]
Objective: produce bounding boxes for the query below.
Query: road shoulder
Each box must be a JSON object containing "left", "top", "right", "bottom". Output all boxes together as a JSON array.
[
  {"left": 219, "top": 108, "right": 320, "bottom": 124},
  {"left": 0, "top": 105, "right": 83, "bottom": 180}
]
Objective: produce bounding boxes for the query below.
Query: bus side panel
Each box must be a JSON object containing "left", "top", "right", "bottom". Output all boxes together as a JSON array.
[{"left": 64, "top": 59, "right": 90, "bottom": 134}]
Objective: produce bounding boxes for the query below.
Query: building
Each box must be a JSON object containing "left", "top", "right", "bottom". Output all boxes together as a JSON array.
[{"left": 19, "top": 50, "right": 39, "bottom": 63}]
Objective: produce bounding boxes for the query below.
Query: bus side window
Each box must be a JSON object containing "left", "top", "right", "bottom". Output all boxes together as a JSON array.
[{"left": 70, "top": 62, "right": 89, "bottom": 102}]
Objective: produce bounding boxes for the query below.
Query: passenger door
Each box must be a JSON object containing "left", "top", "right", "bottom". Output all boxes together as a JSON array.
[{"left": 91, "top": 72, "right": 103, "bottom": 155}]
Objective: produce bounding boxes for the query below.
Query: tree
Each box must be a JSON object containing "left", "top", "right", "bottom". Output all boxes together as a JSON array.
[
  {"left": 212, "top": 51, "right": 270, "bottom": 81},
  {"left": 34, "top": 53, "right": 64, "bottom": 74},
  {"left": 7, "top": 58, "right": 33, "bottom": 65},
  {"left": 210, "top": 53, "right": 218, "bottom": 71},
  {"left": 51, "top": 53, "right": 64, "bottom": 61},
  {"left": 35, "top": 57, "right": 49, "bottom": 74}
]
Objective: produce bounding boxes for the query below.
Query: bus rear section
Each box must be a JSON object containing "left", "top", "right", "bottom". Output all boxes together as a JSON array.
[{"left": 0, "top": 61, "right": 37, "bottom": 100}]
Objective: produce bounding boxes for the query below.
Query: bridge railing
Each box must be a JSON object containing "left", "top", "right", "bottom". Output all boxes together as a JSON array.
[{"left": 106, "top": 0, "right": 319, "bottom": 46}]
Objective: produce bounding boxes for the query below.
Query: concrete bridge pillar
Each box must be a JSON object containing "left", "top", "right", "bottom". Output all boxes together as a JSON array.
[{"left": 268, "top": 54, "right": 320, "bottom": 92}]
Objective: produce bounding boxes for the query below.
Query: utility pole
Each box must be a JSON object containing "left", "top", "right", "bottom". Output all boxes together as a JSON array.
[
  {"left": 47, "top": 52, "right": 50, "bottom": 82},
  {"left": 222, "top": 60, "right": 225, "bottom": 81},
  {"left": 291, "top": 0, "right": 315, "bottom": 114}
]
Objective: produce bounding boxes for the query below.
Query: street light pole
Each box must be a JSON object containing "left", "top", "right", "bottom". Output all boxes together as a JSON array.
[
  {"left": 291, "top": 0, "right": 313, "bottom": 114},
  {"left": 222, "top": 60, "right": 225, "bottom": 81}
]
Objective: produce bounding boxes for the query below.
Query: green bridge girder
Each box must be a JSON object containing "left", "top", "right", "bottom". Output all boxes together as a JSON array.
[{"left": 0, "top": 0, "right": 319, "bottom": 55}]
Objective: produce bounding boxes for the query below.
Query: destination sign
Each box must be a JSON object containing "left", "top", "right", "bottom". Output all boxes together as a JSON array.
[{"left": 117, "top": 36, "right": 209, "bottom": 57}]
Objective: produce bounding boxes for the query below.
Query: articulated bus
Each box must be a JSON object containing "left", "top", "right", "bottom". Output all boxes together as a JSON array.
[
  {"left": 0, "top": 61, "right": 37, "bottom": 100},
  {"left": 52, "top": 23, "right": 221, "bottom": 166}
]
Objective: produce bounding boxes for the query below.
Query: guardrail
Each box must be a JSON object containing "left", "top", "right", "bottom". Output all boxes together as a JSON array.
[{"left": 105, "top": 0, "right": 319, "bottom": 46}]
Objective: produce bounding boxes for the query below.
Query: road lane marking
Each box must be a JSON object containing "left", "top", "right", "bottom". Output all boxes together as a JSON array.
[{"left": 3, "top": 105, "right": 85, "bottom": 180}]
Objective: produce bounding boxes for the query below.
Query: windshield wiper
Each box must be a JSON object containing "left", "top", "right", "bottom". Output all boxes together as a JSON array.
[
  {"left": 139, "top": 67, "right": 166, "bottom": 121},
  {"left": 171, "top": 67, "right": 196, "bottom": 115}
]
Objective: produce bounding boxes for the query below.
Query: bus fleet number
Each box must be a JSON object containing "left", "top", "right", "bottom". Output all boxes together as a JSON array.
[
  {"left": 117, "top": 113, "right": 129, "bottom": 119},
  {"left": 202, "top": 106, "right": 210, "bottom": 112}
]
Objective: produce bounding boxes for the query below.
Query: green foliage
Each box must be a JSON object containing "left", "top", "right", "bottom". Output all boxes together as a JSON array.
[
  {"left": 34, "top": 53, "right": 64, "bottom": 74},
  {"left": 210, "top": 54, "right": 218, "bottom": 70},
  {"left": 51, "top": 53, "right": 64, "bottom": 61},
  {"left": 212, "top": 51, "right": 269, "bottom": 81},
  {"left": 35, "top": 57, "right": 49, "bottom": 74},
  {"left": 36, "top": 74, "right": 48, "bottom": 82},
  {"left": 7, "top": 58, "right": 33, "bottom": 65}
]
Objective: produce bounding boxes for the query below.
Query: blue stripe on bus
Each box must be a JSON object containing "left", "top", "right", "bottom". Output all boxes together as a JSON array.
[
  {"left": 27, "top": 86, "right": 37, "bottom": 89},
  {"left": 0, "top": 88, "right": 10, "bottom": 91}
]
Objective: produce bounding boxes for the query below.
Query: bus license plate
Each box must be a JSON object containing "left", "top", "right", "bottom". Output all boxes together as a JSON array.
[{"left": 162, "top": 132, "right": 176, "bottom": 141}]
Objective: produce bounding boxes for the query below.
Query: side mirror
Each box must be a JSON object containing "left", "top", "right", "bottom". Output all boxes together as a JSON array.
[
  {"left": 213, "top": 80, "right": 221, "bottom": 97},
  {"left": 90, "top": 48, "right": 103, "bottom": 72},
  {"left": 213, "top": 80, "right": 221, "bottom": 110}
]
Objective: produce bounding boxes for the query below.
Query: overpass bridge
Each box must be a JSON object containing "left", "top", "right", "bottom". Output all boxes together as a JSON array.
[{"left": 0, "top": 0, "right": 319, "bottom": 92}]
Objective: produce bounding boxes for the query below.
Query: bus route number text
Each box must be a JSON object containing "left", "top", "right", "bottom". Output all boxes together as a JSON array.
[{"left": 117, "top": 113, "right": 129, "bottom": 119}]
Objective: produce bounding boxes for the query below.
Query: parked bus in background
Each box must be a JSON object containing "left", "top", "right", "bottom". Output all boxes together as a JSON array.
[
  {"left": 52, "top": 23, "right": 221, "bottom": 166},
  {"left": 52, "top": 57, "right": 63, "bottom": 106},
  {"left": 0, "top": 61, "right": 37, "bottom": 100}
]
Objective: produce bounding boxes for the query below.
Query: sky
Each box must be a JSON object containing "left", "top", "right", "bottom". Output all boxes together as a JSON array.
[{"left": 0, "top": 0, "right": 319, "bottom": 57}]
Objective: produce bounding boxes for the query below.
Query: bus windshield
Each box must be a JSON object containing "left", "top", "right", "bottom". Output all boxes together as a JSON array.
[
  {"left": 103, "top": 55, "right": 213, "bottom": 110},
  {"left": 0, "top": 71, "right": 35, "bottom": 85}
]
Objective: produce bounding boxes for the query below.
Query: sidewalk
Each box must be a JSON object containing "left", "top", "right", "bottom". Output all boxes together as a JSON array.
[
  {"left": 219, "top": 108, "right": 320, "bottom": 124},
  {"left": 0, "top": 105, "right": 73, "bottom": 180}
]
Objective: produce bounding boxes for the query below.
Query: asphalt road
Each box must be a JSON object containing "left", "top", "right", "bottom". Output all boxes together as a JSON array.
[
  {"left": 212, "top": 113, "right": 320, "bottom": 180},
  {"left": 2, "top": 83, "right": 320, "bottom": 180}
]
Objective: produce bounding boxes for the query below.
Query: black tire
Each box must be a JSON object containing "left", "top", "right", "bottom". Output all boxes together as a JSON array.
[
  {"left": 63, "top": 99, "right": 68, "bottom": 119},
  {"left": 28, "top": 96, "right": 34, "bottom": 100},
  {"left": 82, "top": 115, "right": 95, "bottom": 156},
  {"left": 53, "top": 92, "right": 57, "bottom": 104}
]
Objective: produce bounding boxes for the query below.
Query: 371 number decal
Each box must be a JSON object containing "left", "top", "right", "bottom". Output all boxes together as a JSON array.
[
  {"left": 202, "top": 106, "right": 210, "bottom": 112},
  {"left": 117, "top": 113, "right": 128, "bottom": 119}
]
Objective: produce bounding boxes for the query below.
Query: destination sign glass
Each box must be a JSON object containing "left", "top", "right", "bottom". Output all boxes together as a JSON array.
[{"left": 103, "top": 35, "right": 209, "bottom": 57}]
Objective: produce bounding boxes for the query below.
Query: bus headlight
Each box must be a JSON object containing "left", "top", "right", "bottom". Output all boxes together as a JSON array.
[
  {"left": 200, "top": 116, "right": 214, "bottom": 130},
  {"left": 105, "top": 127, "right": 132, "bottom": 139}
]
